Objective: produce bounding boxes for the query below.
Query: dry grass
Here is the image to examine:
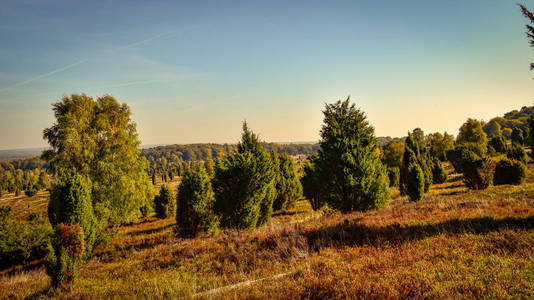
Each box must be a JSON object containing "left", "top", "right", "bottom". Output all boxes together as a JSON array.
[{"left": 1, "top": 164, "right": 534, "bottom": 299}]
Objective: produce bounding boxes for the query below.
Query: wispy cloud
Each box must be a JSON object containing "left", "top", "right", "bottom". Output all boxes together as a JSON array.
[
  {"left": 99, "top": 79, "right": 163, "bottom": 88},
  {"left": 0, "top": 31, "right": 177, "bottom": 93}
]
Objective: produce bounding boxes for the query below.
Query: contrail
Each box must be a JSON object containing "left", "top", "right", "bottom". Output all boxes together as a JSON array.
[
  {"left": 0, "top": 59, "right": 87, "bottom": 92},
  {"left": 0, "top": 31, "right": 176, "bottom": 93}
]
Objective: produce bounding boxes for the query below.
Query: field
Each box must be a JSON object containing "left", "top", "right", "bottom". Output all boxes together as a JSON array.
[{"left": 1, "top": 163, "right": 534, "bottom": 299}]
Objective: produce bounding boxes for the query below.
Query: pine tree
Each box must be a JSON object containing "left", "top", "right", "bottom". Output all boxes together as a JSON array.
[
  {"left": 314, "top": 98, "right": 390, "bottom": 212},
  {"left": 272, "top": 152, "right": 302, "bottom": 211},
  {"left": 301, "top": 157, "right": 325, "bottom": 210},
  {"left": 176, "top": 166, "right": 218, "bottom": 237},
  {"left": 212, "top": 122, "right": 276, "bottom": 229},
  {"left": 405, "top": 162, "right": 424, "bottom": 201}
]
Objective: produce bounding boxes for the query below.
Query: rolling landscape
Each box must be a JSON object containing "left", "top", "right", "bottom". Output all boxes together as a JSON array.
[{"left": 2, "top": 1, "right": 534, "bottom": 299}]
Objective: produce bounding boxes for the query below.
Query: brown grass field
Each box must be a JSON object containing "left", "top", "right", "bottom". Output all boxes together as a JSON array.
[{"left": 1, "top": 163, "right": 534, "bottom": 299}]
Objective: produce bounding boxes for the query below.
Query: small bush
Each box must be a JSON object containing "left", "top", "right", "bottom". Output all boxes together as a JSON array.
[
  {"left": 461, "top": 152, "right": 495, "bottom": 190},
  {"left": 431, "top": 158, "right": 447, "bottom": 184},
  {"left": 45, "top": 223, "right": 85, "bottom": 288},
  {"left": 387, "top": 167, "right": 400, "bottom": 187},
  {"left": 176, "top": 166, "right": 218, "bottom": 237},
  {"left": 488, "top": 135, "right": 508, "bottom": 154},
  {"left": 405, "top": 163, "right": 424, "bottom": 201},
  {"left": 506, "top": 143, "right": 528, "bottom": 165},
  {"left": 24, "top": 187, "right": 38, "bottom": 197},
  {"left": 154, "top": 184, "right": 176, "bottom": 219},
  {"left": 301, "top": 159, "right": 325, "bottom": 211},
  {"left": 493, "top": 158, "right": 526, "bottom": 185}
]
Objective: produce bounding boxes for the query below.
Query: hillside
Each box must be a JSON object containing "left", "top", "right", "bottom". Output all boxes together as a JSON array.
[{"left": 1, "top": 162, "right": 534, "bottom": 298}]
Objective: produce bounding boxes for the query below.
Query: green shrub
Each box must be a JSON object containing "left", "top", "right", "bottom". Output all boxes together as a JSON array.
[
  {"left": 154, "top": 184, "right": 175, "bottom": 219},
  {"left": 488, "top": 135, "right": 508, "bottom": 154},
  {"left": 45, "top": 223, "right": 85, "bottom": 288},
  {"left": 272, "top": 153, "right": 302, "bottom": 211},
  {"left": 431, "top": 158, "right": 447, "bottom": 184},
  {"left": 506, "top": 143, "right": 528, "bottom": 165},
  {"left": 301, "top": 158, "right": 325, "bottom": 211},
  {"left": 48, "top": 173, "right": 99, "bottom": 255},
  {"left": 511, "top": 128, "right": 525, "bottom": 145},
  {"left": 176, "top": 166, "right": 218, "bottom": 237},
  {"left": 493, "top": 158, "right": 526, "bottom": 185},
  {"left": 0, "top": 207, "right": 52, "bottom": 269},
  {"left": 461, "top": 152, "right": 495, "bottom": 190},
  {"left": 387, "top": 167, "right": 400, "bottom": 187},
  {"left": 24, "top": 187, "right": 38, "bottom": 197},
  {"left": 405, "top": 163, "right": 424, "bottom": 201}
]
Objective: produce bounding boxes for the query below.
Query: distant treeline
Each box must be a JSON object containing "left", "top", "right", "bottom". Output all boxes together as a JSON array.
[
  {"left": 483, "top": 106, "right": 534, "bottom": 138},
  {"left": 141, "top": 142, "right": 320, "bottom": 174}
]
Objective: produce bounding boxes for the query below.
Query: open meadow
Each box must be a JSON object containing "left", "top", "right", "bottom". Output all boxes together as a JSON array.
[{"left": 1, "top": 162, "right": 533, "bottom": 299}]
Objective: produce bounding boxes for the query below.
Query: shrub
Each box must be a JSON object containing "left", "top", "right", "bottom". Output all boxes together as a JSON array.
[
  {"left": 24, "top": 186, "right": 38, "bottom": 197},
  {"left": 488, "top": 135, "right": 508, "bottom": 154},
  {"left": 493, "top": 158, "right": 526, "bottom": 185},
  {"left": 49, "top": 173, "right": 99, "bottom": 255},
  {"left": 0, "top": 207, "right": 52, "bottom": 269},
  {"left": 272, "top": 153, "right": 302, "bottom": 211},
  {"left": 154, "top": 184, "right": 175, "bottom": 219},
  {"left": 45, "top": 223, "right": 85, "bottom": 288},
  {"left": 431, "top": 158, "right": 447, "bottom": 184},
  {"left": 314, "top": 99, "right": 390, "bottom": 212},
  {"left": 405, "top": 163, "right": 424, "bottom": 201},
  {"left": 456, "top": 118, "right": 488, "bottom": 156},
  {"left": 176, "top": 166, "right": 218, "bottom": 237},
  {"left": 511, "top": 128, "right": 525, "bottom": 145},
  {"left": 387, "top": 167, "right": 400, "bottom": 187},
  {"left": 301, "top": 158, "right": 325, "bottom": 210},
  {"left": 506, "top": 143, "right": 528, "bottom": 165},
  {"left": 461, "top": 152, "right": 495, "bottom": 190}
]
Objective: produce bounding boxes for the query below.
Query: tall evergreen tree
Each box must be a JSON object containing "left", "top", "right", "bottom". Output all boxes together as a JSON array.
[
  {"left": 154, "top": 185, "right": 175, "bottom": 219},
  {"left": 314, "top": 98, "right": 390, "bottom": 212},
  {"left": 301, "top": 157, "right": 325, "bottom": 210},
  {"left": 212, "top": 122, "right": 276, "bottom": 229}
]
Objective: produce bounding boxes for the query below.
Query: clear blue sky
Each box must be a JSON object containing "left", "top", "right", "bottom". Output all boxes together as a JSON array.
[{"left": 1, "top": 0, "right": 533, "bottom": 149}]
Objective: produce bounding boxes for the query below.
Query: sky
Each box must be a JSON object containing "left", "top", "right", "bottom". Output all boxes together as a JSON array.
[{"left": 1, "top": 0, "right": 534, "bottom": 150}]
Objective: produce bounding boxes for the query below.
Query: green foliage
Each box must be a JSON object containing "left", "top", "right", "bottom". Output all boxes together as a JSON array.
[
  {"left": 401, "top": 134, "right": 432, "bottom": 194},
  {"left": 48, "top": 172, "right": 99, "bottom": 255},
  {"left": 314, "top": 98, "right": 390, "bottom": 212},
  {"left": 457, "top": 119, "right": 488, "bottom": 156},
  {"left": 42, "top": 94, "right": 155, "bottom": 226},
  {"left": 301, "top": 157, "right": 325, "bottom": 210},
  {"left": 405, "top": 162, "right": 424, "bottom": 202},
  {"left": 511, "top": 128, "right": 525, "bottom": 145},
  {"left": 387, "top": 167, "right": 400, "bottom": 187},
  {"left": 381, "top": 140, "right": 405, "bottom": 168},
  {"left": 529, "top": 115, "right": 534, "bottom": 159},
  {"left": 506, "top": 143, "right": 528, "bottom": 165},
  {"left": 484, "top": 120, "right": 502, "bottom": 138},
  {"left": 24, "top": 186, "right": 37, "bottom": 197},
  {"left": 493, "top": 158, "right": 526, "bottom": 186},
  {"left": 152, "top": 173, "right": 156, "bottom": 185},
  {"left": 0, "top": 206, "right": 52, "bottom": 269},
  {"left": 154, "top": 184, "right": 176, "bottom": 219},
  {"left": 272, "top": 153, "right": 302, "bottom": 211},
  {"left": 175, "top": 166, "right": 218, "bottom": 237},
  {"left": 447, "top": 143, "right": 486, "bottom": 173},
  {"left": 488, "top": 135, "right": 508, "bottom": 154},
  {"left": 431, "top": 158, "right": 447, "bottom": 184},
  {"left": 45, "top": 223, "right": 85, "bottom": 288},
  {"left": 461, "top": 152, "right": 495, "bottom": 190},
  {"left": 428, "top": 132, "right": 454, "bottom": 161},
  {"left": 212, "top": 122, "right": 276, "bottom": 229}
]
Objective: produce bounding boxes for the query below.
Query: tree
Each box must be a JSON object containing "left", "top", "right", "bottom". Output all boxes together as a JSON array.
[
  {"left": 428, "top": 132, "right": 454, "bottom": 161},
  {"left": 48, "top": 172, "right": 98, "bottom": 255},
  {"left": 528, "top": 115, "right": 534, "bottom": 158},
  {"left": 519, "top": 4, "right": 534, "bottom": 70},
  {"left": 45, "top": 223, "right": 85, "bottom": 288},
  {"left": 154, "top": 184, "right": 175, "bottom": 219},
  {"left": 456, "top": 118, "right": 488, "bottom": 156},
  {"left": 42, "top": 94, "right": 155, "bottom": 226},
  {"left": 488, "top": 135, "right": 508, "bottom": 154},
  {"left": 301, "top": 157, "right": 325, "bottom": 210},
  {"left": 506, "top": 143, "right": 528, "bottom": 165},
  {"left": 314, "top": 98, "right": 390, "bottom": 212},
  {"left": 212, "top": 122, "right": 276, "bottom": 229},
  {"left": 494, "top": 158, "right": 526, "bottom": 185},
  {"left": 176, "top": 166, "right": 218, "bottom": 237},
  {"left": 511, "top": 128, "right": 525, "bottom": 145},
  {"left": 405, "top": 162, "right": 424, "bottom": 202},
  {"left": 431, "top": 157, "right": 447, "bottom": 184},
  {"left": 412, "top": 128, "right": 425, "bottom": 146},
  {"left": 401, "top": 134, "right": 432, "bottom": 195},
  {"left": 484, "top": 120, "right": 502, "bottom": 138},
  {"left": 37, "top": 171, "right": 51, "bottom": 190},
  {"left": 272, "top": 153, "right": 302, "bottom": 211},
  {"left": 382, "top": 140, "right": 405, "bottom": 168}
]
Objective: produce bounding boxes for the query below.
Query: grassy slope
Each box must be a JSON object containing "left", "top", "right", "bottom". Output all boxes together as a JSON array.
[{"left": 1, "top": 164, "right": 534, "bottom": 299}]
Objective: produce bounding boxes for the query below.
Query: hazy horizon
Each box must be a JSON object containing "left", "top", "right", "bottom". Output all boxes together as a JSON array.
[{"left": 1, "top": 0, "right": 534, "bottom": 149}]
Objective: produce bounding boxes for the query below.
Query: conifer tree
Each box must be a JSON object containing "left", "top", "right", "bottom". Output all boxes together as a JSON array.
[
  {"left": 154, "top": 184, "right": 175, "bottom": 219},
  {"left": 405, "top": 162, "right": 424, "bottom": 201},
  {"left": 272, "top": 152, "right": 302, "bottom": 211},
  {"left": 511, "top": 128, "right": 525, "bottom": 145},
  {"left": 212, "top": 122, "right": 276, "bottom": 229},
  {"left": 301, "top": 157, "right": 325, "bottom": 210},
  {"left": 176, "top": 166, "right": 218, "bottom": 237},
  {"left": 314, "top": 98, "right": 390, "bottom": 212}
]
